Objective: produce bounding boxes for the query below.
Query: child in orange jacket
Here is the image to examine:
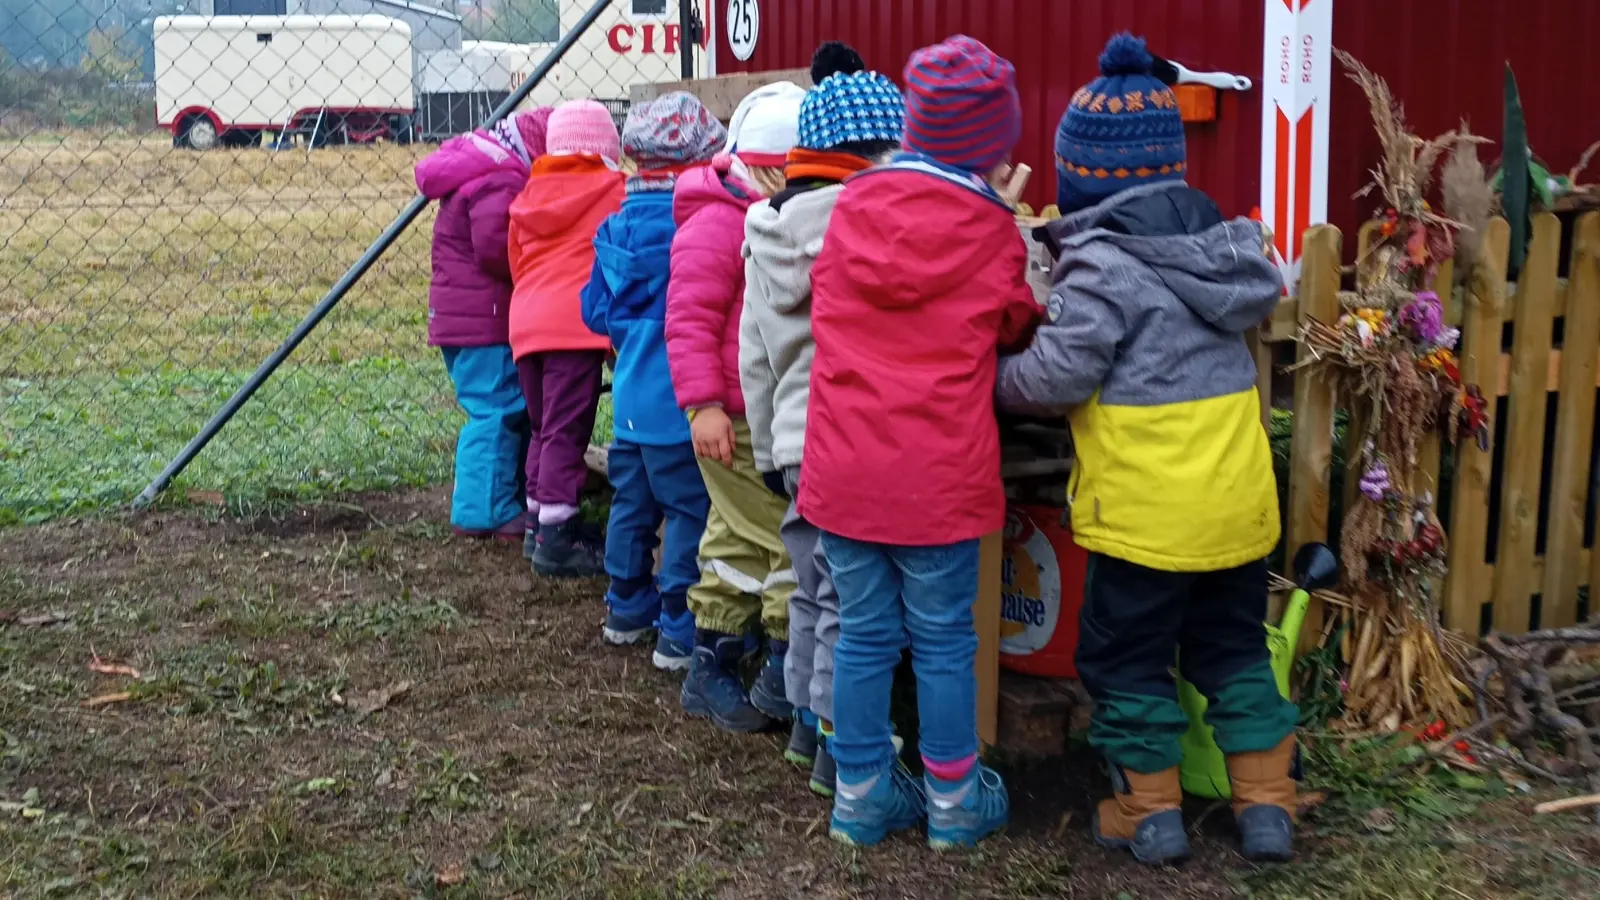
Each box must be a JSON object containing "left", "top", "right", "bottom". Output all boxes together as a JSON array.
[{"left": 508, "top": 100, "right": 625, "bottom": 577}]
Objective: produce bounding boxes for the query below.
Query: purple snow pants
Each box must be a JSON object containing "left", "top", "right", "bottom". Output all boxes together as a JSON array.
[{"left": 516, "top": 350, "right": 606, "bottom": 514}]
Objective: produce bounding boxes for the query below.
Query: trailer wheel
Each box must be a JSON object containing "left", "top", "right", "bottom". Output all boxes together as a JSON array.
[
  {"left": 389, "top": 114, "right": 415, "bottom": 146},
  {"left": 177, "top": 115, "right": 219, "bottom": 151}
]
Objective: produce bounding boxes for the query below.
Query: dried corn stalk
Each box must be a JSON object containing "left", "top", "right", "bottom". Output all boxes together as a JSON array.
[{"left": 1293, "top": 51, "right": 1489, "bottom": 731}]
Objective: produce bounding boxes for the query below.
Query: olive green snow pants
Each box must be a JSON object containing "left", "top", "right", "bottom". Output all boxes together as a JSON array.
[{"left": 688, "top": 416, "right": 793, "bottom": 637}]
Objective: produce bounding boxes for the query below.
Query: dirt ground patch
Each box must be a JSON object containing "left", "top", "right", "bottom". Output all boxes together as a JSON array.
[{"left": 2, "top": 489, "right": 1597, "bottom": 899}]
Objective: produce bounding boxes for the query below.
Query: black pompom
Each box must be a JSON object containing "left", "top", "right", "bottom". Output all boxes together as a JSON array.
[{"left": 811, "top": 41, "right": 865, "bottom": 84}]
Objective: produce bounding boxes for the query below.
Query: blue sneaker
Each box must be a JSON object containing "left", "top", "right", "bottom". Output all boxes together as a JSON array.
[
  {"left": 680, "top": 632, "right": 771, "bottom": 733},
  {"left": 925, "top": 763, "right": 1010, "bottom": 850},
  {"left": 602, "top": 611, "right": 655, "bottom": 646},
  {"left": 748, "top": 640, "right": 792, "bottom": 721},
  {"left": 830, "top": 763, "right": 925, "bottom": 847},
  {"left": 652, "top": 632, "right": 692, "bottom": 672}
]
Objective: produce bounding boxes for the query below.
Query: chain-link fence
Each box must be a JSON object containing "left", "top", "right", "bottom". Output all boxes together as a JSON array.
[{"left": 1, "top": 0, "right": 709, "bottom": 522}]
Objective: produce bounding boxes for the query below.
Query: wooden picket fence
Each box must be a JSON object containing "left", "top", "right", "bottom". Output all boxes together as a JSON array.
[{"left": 1263, "top": 211, "right": 1600, "bottom": 639}]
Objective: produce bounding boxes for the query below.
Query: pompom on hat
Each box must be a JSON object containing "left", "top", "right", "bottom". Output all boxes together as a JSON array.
[
  {"left": 811, "top": 41, "right": 865, "bottom": 84},
  {"left": 1054, "top": 32, "right": 1187, "bottom": 213}
]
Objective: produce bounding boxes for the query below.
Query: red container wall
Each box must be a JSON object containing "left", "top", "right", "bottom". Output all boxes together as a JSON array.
[{"left": 714, "top": 0, "right": 1600, "bottom": 237}]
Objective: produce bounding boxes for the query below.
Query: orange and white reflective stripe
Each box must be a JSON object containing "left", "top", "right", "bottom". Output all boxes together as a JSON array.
[{"left": 1259, "top": 0, "right": 1333, "bottom": 293}]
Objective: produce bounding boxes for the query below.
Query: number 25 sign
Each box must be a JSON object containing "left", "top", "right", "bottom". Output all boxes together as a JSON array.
[{"left": 727, "top": 0, "right": 760, "bottom": 61}]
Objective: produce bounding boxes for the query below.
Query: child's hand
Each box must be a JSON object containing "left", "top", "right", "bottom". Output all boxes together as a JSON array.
[{"left": 691, "top": 406, "right": 736, "bottom": 468}]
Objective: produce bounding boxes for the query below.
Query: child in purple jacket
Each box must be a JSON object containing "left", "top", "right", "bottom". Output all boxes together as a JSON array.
[{"left": 416, "top": 109, "right": 552, "bottom": 539}]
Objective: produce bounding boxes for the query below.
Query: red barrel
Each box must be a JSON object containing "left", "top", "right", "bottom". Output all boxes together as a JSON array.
[{"left": 999, "top": 505, "right": 1090, "bottom": 678}]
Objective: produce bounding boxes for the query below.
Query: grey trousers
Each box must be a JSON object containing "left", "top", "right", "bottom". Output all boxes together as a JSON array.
[{"left": 781, "top": 467, "right": 838, "bottom": 722}]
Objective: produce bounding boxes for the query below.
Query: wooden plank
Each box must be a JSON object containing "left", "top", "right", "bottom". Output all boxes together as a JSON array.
[
  {"left": 1550, "top": 213, "right": 1600, "bottom": 626},
  {"left": 629, "top": 68, "right": 812, "bottom": 121},
  {"left": 1491, "top": 214, "right": 1561, "bottom": 634},
  {"left": 1246, "top": 327, "right": 1273, "bottom": 429},
  {"left": 1445, "top": 218, "right": 1510, "bottom": 634},
  {"left": 1267, "top": 295, "right": 1301, "bottom": 342},
  {"left": 975, "top": 530, "right": 1003, "bottom": 748},
  {"left": 1288, "top": 225, "right": 1342, "bottom": 650}
]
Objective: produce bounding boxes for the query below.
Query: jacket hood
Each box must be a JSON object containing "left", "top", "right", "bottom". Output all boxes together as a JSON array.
[
  {"left": 1046, "top": 182, "right": 1284, "bottom": 333},
  {"left": 744, "top": 185, "right": 841, "bottom": 315},
  {"left": 835, "top": 166, "right": 1016, "bottom": 311},
  {"left": 595, "top": 194, "right": 674, "bottom": 299},
  {"left": 415, "top": 132, "right": 526, "bottom": 198},
  {"left": 510, "top": 163, "right": 625, "bottom": 239},
  {"left": 673, "top": 158, "right": 758, "bottom": 227}
]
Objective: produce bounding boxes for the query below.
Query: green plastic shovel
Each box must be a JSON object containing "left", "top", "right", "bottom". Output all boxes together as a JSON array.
[{"left": 1177, "top": 543, "right": 1338, "bottom": 800}]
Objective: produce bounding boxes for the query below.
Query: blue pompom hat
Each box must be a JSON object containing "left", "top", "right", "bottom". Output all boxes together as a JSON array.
[
  {"left": 797, "top": 70, "right": 906, "bottom": 152},
  {"left": 1055, "top": 33, "right": 1187, "bottom": 213}
]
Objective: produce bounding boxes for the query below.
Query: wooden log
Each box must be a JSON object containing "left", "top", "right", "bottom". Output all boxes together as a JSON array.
[
  {"left": 1547, "top": 213, "right": 1600, "bottom": 627},
  {"left": 995, "top": 673, "right": 1088, "bottom": 761},
  {"left": 1288, "top": 225, "right": 1342, "bottom": 650},
  {"left": 1492, "top": 214, "right": 1561, "bottom": 633},
  {"left": 1445, "top": 219, "right": 1509, "bottom": 635}
]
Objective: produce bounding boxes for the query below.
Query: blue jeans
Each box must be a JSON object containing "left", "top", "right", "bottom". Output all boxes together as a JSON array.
[
  {"left": 823, "top": 533, "right": 982, "bottom": 782},
  {"left": 605, "top": 440, "right": 709, "bottom": 644},
  {"left": 441, "top": 346, "right": 528, "bottom": 531}
]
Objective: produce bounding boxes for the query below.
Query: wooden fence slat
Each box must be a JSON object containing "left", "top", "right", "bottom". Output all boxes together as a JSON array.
[
  {"left": 1543, "top": 214, "right": 1600, "bottom": 627},
  {"left": 1492, "top": 214, "right": 1562, "bottom": 634},
  {"left": 1289, "top": 226, "right": 1342, "bottom": 650},
  {"left": 1247, "top": 327, "right": 1272, "bottom": 429},
  {"left": 1445, "top": 218, "right": 1510, "bottom": 634}
]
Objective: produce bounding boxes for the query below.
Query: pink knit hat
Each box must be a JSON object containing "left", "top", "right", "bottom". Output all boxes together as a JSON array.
[{"left": 546, "top": 99, "right": 621, "bottom": 162}]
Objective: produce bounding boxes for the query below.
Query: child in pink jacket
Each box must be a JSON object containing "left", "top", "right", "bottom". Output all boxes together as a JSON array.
[{"left": 666, "top": 82, "right": 805, "bottom": 733}]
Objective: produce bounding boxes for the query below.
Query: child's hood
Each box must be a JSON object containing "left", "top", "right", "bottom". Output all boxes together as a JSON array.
[
  {"left": 827, "top": 168, "right": 1018, "bottom": 311},
  {"left": 415, "top": 132, "right": 525, "bottom": 199},
  {"left": 673, "top": 158, "right": 758, "bottom": 228},
  {"left": 595, "top": 194, "right": 675, "bottom": 299},
  {"left": 743, "top": 185, "right": 842, "bottom": 315},
  {"left": 510, "top": 162, "right": 625, "bottom": 240},
  {"left": 1046, "top": 182, "right": 1284, "bottom": 334}
]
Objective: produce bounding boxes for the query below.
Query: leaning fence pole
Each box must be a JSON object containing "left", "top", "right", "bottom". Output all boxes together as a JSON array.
[{"left": 133, "top": 0, "right": 617, "bottom": 511}]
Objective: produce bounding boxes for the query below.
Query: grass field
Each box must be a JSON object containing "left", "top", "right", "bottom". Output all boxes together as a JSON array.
[{"left": 1, "top": 131, "right": 612, "bottom": 522}]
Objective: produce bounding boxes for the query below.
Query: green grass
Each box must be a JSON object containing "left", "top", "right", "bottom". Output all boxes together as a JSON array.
[{"left": 2, "top": 133, "right": 623, "bottom": 521}]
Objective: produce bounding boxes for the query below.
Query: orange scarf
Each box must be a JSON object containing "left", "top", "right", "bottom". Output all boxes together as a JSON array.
[{"left": 785, "top": 148, "right": 874, "bottom": 184}]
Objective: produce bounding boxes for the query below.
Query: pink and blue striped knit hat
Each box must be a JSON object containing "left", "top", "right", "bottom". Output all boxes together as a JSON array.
[{"left": 901, "top": 35, "right": 1022, "bottom": 173}]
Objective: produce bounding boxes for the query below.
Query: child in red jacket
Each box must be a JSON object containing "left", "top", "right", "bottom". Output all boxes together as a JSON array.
[
  {"left": 666, "top": 83, "right": 806, "bottom": 734},
  {"left": 800, "top": 36, "right": 1040, "bottom": 849}
]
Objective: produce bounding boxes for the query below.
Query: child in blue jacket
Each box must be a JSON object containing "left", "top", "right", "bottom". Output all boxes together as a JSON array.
[{"left": 582, "top": 93, "right": 728, "bottom": 670}]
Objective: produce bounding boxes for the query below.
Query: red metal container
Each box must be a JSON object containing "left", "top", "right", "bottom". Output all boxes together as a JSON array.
[
  {"left": 712, "top": 0, "right": 1600, "bottom": 238},
  {"left": 999, "top": 506, "right": 1089, "bottom": 679}
]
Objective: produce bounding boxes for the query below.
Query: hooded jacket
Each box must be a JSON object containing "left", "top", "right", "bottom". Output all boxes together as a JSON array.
[
  {"left": 796, "top": 161, "right": 1042, "bottom": 546},
  {"left": 739, "top": 183, "right": 842, "bottom": 473},
  {"left": 996, "top": 182, "right": 1284, "bottom": 572},
  {"left": 582, "top": 191, "right": 689, "bottom": 445},
  {"left": 507, "top": 155, "right": 625, "bottom": 359},
  {"left": 415, "top": 132, "right": 529, "bottom": 347},
  {"left": 665, "top": 157, "right": 760, "bottom": 416}
]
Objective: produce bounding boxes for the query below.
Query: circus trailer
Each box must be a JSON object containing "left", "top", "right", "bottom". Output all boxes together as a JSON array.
[{"left": 155, "top": 14, "right": 416, "bottom": 149}]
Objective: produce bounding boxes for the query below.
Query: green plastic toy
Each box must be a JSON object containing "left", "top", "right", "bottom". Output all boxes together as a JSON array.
[{"left": 1177, "top": 543, "right": 1339, "bottom": 800}]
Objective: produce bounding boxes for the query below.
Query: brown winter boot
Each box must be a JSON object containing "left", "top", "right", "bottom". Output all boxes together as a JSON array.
[
  {"left": 1227, "top": 735, "right": 1299, "bottom": 862},
  {"left": 1092, "top": 767, "right": 1189, "bottom": 866}
]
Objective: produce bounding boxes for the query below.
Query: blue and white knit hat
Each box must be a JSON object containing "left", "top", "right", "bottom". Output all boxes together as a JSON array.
[
  {"left": 798, "top": 70, "right": 906, "bottom": 151},
  {"left": 1055, "top": 33, "right": 1187, "bottom": 213}
]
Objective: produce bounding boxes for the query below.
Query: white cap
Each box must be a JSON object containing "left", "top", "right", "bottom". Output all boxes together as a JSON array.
[{"left": 724, "top": 81, "right": 806, "bottom": 167}]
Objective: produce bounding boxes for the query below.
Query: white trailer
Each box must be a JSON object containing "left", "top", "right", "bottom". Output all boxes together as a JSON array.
[{"left": 154, "top": 15, "right": 416, "bottom": 149}]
